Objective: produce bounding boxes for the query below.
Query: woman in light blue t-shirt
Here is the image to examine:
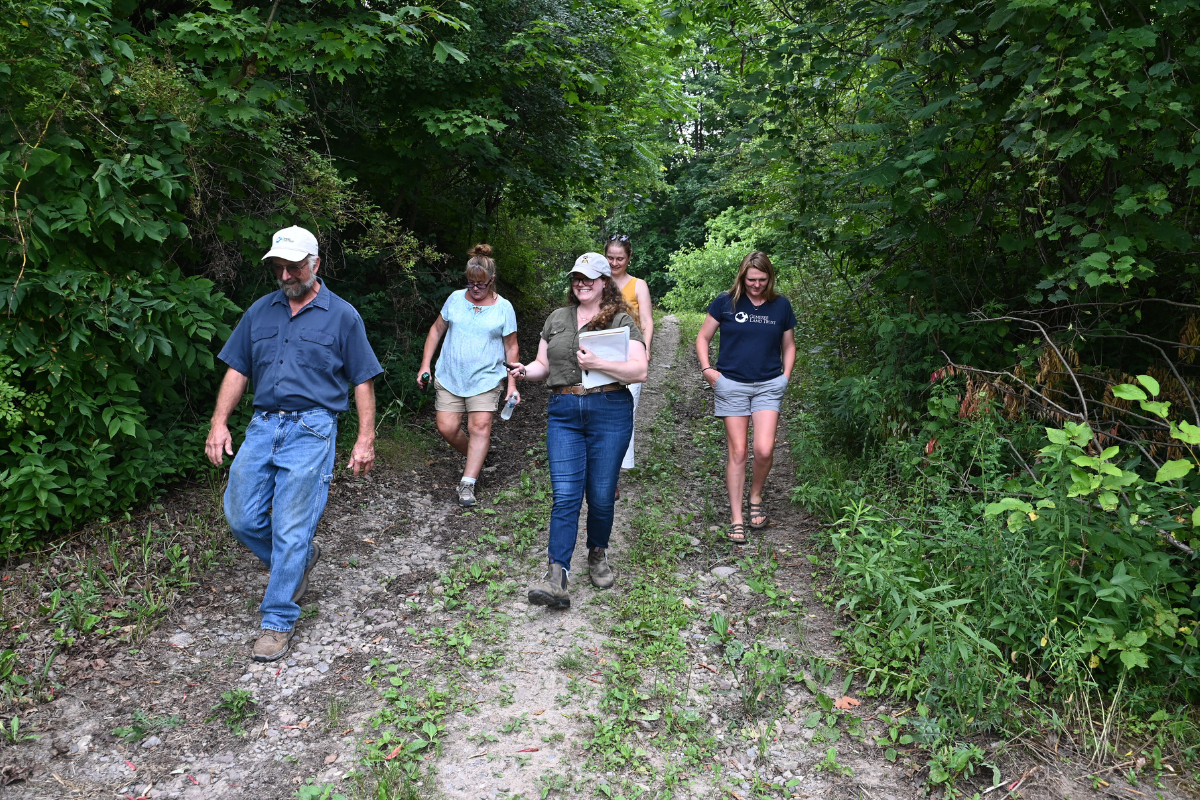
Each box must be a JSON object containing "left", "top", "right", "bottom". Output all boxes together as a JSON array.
[{"left": 417, "top": 244, "right": 519, "bottom": 508}]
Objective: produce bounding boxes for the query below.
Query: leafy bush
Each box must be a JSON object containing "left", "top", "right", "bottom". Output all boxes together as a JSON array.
[
  {"left": 0, "top": 2, "right": 242, "bottom": 552},
  {"left": 796, "top": 382, "right": 1199, "bottom": 738},
  {"left": 662, "top": 208, "right": 781, "bottom": 312}
]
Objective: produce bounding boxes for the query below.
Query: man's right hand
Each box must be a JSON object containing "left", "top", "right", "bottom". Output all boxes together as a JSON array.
[
  {"left": 206, "top": 424, "right": 234, "bottom": 466},
  {"left": 703, "top": 369, "right": 722, "bottom": 388},
  {"left": 417, "top": 367, "right": 431, "bottom": 389}
]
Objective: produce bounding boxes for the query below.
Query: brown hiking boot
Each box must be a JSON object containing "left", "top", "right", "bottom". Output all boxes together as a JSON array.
[
  {"left": 291, "top": 540, "right": 322, "bottom": 604},
  {"left": 527, "top": 563, "right": 570, "bottom": 610},
  {"left": 253, "top": 629, "right": 294, "bottom": 662},
  {"left": 587, "top": 547, "right": 614, "bottom": 589}
]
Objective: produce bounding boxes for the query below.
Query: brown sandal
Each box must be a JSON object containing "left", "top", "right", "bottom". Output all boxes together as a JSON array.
[{"left": 727, "top": 523, "right": 748, "bottom": 544}]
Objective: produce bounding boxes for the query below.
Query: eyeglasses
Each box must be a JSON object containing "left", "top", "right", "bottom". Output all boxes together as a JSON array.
[
  {"left": 571, "top": 275, "right": 596, "bottom": 286},
  {"left": 607, "top": 234, "right": 629, "bottom": 242},
  {"left": 466, "top": 279, "right": 493, "bottom": 290},
  {"left": 269, "top": 261, "right": 308, "bottom": 275}
]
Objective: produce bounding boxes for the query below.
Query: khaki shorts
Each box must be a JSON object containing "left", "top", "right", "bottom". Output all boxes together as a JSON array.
[{"left": 434, "top": 378, "right": 505, "bottom": 414}]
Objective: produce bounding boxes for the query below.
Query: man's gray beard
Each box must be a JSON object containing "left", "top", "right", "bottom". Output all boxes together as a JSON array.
[{"left": 279, "top": 274, "right": 316, "bottom": 299}]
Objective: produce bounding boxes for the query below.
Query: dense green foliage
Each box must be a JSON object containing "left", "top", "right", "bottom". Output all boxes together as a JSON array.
[
  {"left": 642, "top": 0, "right": 1200, "bottom": 752},
  {"left": 0, "top": 0, "right": 679, "bottom": 550}
]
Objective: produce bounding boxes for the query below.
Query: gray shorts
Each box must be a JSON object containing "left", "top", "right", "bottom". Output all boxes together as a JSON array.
[{"left": 713, "top": 373, "right": 788, "bottom": 417}]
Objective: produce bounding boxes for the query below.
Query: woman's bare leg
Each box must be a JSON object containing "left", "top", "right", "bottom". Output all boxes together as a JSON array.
[
  {"left": 464, "top": 411, "right": 494, "bottom": 480},
  {"left": 748, "top": 410, "right": 780, "bottom": 526},
  {"left": 436, "top": 411, "right": 468, "bottom": 456},
  {"left": 722, "top": 415, "right": 750, "bottom": 525}
]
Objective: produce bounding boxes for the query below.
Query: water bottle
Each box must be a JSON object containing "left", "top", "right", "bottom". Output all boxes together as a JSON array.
[{"left": 500, "top": 392, "right": 518, "bottom": 420}]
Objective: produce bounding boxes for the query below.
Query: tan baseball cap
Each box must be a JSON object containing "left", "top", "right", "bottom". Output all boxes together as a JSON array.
[{"left": 569, "top": 252, "right": 611, "bottom": 279}]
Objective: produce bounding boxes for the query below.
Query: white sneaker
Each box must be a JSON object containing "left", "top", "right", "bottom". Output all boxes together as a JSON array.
[{"left": 456, "top": 480, "right": 476, "bottom": 507}]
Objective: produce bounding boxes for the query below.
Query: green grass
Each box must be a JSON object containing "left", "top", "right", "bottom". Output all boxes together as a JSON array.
[
  {"left": 207, "top": 688, "right": 258, "bottom": 736},
  {"left": 1, "top": 513, "right": 234, "bottom": 711},
  {"left": 112, "top": 709, "right": 183, "bottom": 742}
]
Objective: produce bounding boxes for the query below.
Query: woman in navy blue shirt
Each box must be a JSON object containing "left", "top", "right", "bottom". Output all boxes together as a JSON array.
[{"left": 695, "top": 252, "right": 797, "bottom": 544}]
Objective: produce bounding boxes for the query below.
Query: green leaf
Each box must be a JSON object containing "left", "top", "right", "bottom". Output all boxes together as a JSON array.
[
  {"left": 984, "top": 497, "right": 1033, "bottom": 516},
  {"left": 1119, "top": 648, "right": 1149, "bottom": 670},
  {"left": 432, "top": 41, "right": 468, "bottom": 64},
  {"left": 1155, "top": 459, "right": 1194, "bottom": 483},
  {"left": 1112, "top": 384, "right": 1147, "bottom": 402},
  {"left": 1045, "top": 427, "right": 1070, "bottom": 444},
  {"left": 1136, "top": 375, "right": 1161, "bottom": 396},
  {"left": 1140, "top": 400, "right": 1171, "bottom": 419},
  {"left": 1171, "top": 421, "right": 1200, "bottom": 445},
  {"left": 22, "top": 148, "right": 59, "bottom": 177}
]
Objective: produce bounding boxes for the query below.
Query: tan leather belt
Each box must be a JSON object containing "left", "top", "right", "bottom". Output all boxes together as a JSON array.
[{"left": 552, "top": 382, "right": 622, "bottom": 396}]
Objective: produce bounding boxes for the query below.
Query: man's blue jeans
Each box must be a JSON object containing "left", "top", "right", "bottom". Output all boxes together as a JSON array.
[
  {"left": 546, "top": 388, "right": 633, "bottom": 569},
  {"left": 224, "top": 409, "right": 336, "bottom": 632}
]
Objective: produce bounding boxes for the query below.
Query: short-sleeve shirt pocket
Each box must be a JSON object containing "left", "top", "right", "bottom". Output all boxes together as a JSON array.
[
  {"left": 298, "top": 329, "right": 335, "bottom": 370},
  {"left": 251, "top": 326, "right": 279, "bottom": 366}
]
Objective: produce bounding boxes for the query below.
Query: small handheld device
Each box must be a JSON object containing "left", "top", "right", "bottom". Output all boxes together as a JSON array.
[{"left": 420, "top": 372, "right": 431, "bottom": 388}]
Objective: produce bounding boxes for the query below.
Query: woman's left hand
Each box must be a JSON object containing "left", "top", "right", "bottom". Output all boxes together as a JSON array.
[{"left": 576, "top": 345, "right": 601, "bottom": 371}]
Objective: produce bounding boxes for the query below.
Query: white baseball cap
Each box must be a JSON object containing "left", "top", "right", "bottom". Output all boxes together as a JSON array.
[
  {"left": 569, "top": 252, "right": 611, "bottom": 280},
  {"left": 262, "top": 226, "right": 319, "bottom": 262}
]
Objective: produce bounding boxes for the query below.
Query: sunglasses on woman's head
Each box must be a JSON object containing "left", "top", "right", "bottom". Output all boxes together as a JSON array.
[{"left": 607, "top": 234, "right": 629, "bottom": 242}]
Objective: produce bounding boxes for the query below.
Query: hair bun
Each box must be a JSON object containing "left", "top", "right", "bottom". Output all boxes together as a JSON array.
[{"left": 469, "top": 243, "right": 493, "bottom": 258}]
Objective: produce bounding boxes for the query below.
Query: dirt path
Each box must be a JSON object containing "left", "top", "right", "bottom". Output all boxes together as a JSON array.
[
  {"left": 432, "top": 315, "right": 683, "bottom": 800},
  {"left": 3, "top": 314, "right": 926, "bottom": 800}
]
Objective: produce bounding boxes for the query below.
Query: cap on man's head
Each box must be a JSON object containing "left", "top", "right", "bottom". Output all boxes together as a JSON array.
[
  {"left": 262, "top": 226, "right": 319, "bottom": 263},
  {"left": 569, "top": 252, "right": 611, "bottom": 280}
]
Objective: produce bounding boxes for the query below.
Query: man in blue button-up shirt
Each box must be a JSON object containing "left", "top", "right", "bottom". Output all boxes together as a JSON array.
[{"left": 205, "top": 225, "right": 383, "bottom": 662}]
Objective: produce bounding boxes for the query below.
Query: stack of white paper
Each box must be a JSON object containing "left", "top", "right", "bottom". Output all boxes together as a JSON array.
[{"left": 578, "top": 326, "right": 630, "bottom": 388}]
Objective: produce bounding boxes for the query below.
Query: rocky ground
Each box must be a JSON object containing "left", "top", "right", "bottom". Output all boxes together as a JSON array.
[{"left": 1, "top": 315, "right": 1189, "bottom": 800}]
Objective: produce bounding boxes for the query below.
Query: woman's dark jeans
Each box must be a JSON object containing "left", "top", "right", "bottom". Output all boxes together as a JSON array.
[{"left": 545, "top": 388, "right": 634, "bottom": 569}]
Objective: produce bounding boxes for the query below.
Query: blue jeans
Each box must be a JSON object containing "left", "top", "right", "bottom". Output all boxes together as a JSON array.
[
  {"left": 224, "top": 409, "right": 337, "bottom": 632},
  {"left": 546, "top": 388, "right": 634, "bottom": 569}
]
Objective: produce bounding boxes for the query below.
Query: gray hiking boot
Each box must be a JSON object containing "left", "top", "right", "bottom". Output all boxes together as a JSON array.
[
  {"left": 527, "top": 563, "right": 570, "bottom": 610},
  {"left": 292, "top": 540, "right": 322, "bottom": 604},
  {"left": 253, "top": 628, "right": 294, "bottom": 662},
  {"left": 456, "top": 480, "right": 477, "bottom": 508},
  {"left": 587, "top": 547, "right": 614, "bottom": 589}
]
